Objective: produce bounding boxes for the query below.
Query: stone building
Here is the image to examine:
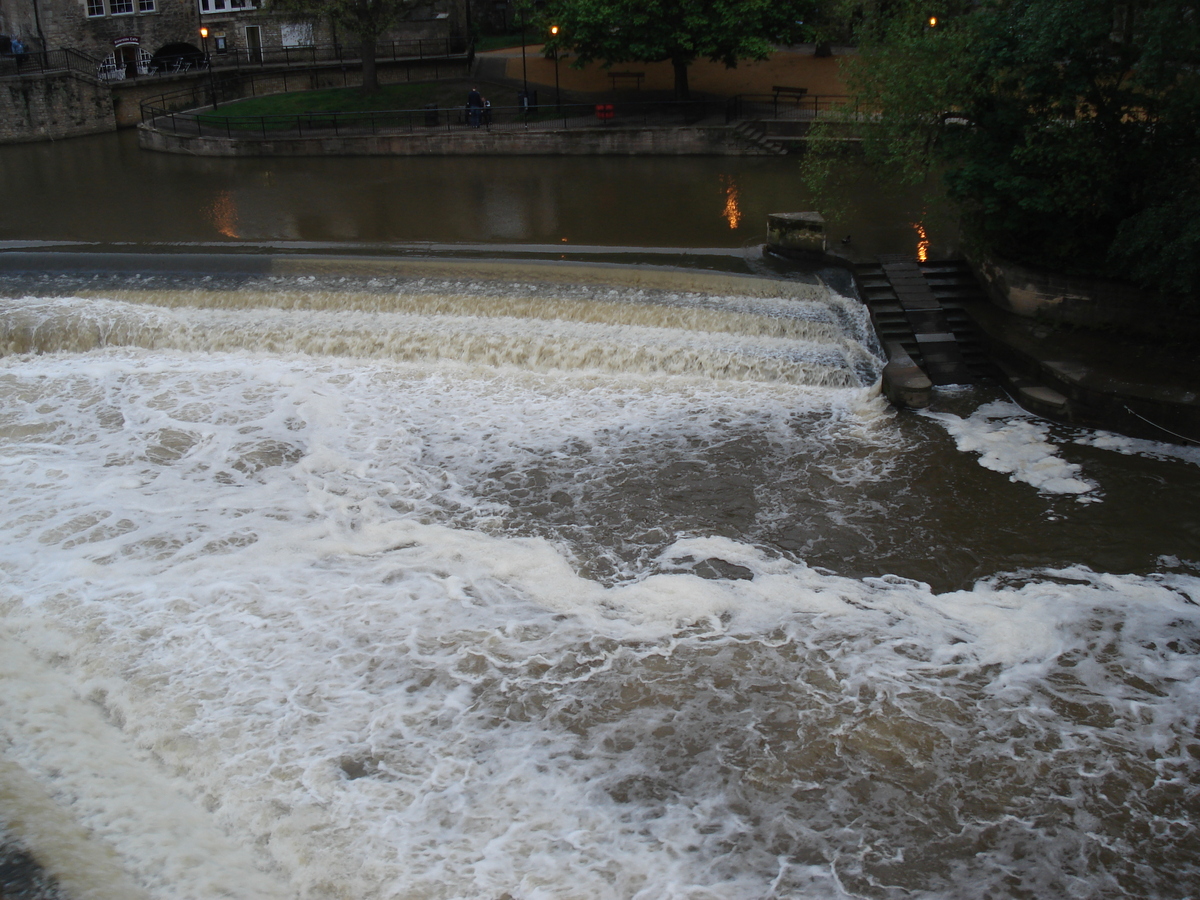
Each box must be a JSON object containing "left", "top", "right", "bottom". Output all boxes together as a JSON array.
[
  {"left": 0, "top": 0, "right": 466, "bottom": 76},
  {"left": 198, "top": 1, "right": 466, "bottom": 67},
  {"left": 1, "top": 0, "right": 201, "bottom": 73}
]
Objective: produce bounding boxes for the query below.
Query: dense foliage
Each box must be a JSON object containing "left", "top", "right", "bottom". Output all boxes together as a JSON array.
[
  {"left": 810, "top": 0, "right": 1200, "bottom": 303},
  {"left": 539, "top": 0, "right": 816, "bottom": 99}
]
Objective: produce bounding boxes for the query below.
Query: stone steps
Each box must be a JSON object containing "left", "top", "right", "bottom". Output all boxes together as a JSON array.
[
  {"left": 853, "top": 256, "right": 991, "bottom": 387},
  {"left": 731, "top": 121, "right": 789, "bottom": 155}
]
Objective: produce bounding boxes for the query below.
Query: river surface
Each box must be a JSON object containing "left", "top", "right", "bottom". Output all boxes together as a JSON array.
[
  {"left": 0, "top": 134, "right": 1198, "bottom": 900},
  {"left": 0, "top": 130, "right": 949, "bottom": 257}
]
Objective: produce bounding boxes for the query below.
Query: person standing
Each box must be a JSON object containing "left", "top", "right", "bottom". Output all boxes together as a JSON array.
[{"left": 466, "top": 87, "right": 485, "bottom": 127}]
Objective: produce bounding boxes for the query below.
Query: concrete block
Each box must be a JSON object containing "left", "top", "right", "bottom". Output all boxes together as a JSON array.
[{"left": 765, "top": 212, "right": 826, "bottom": 259}]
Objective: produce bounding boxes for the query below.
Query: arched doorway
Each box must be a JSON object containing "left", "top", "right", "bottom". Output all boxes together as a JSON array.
[{"left": 114, "top": 39, "right": 141, "bottom": 78}]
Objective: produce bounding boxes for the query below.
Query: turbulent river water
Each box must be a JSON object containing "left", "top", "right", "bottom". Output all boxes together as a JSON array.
[{"left": 0, "top": 260, "right": 1198, "bottom": 900}]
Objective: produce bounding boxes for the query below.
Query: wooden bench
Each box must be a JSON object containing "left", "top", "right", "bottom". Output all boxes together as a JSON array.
[
  {"left": 772, "top": 85, "right": 808, "bottom": 102},
  {"left": 608, "top": 71, "right": 645, "bottom": 90}
]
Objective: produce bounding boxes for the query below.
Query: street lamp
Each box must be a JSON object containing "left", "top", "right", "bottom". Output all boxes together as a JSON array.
[
  {"left": 199, "top": 26, "right": 209, "bottom": 65},
  {"left": 519, "top": 4, "right": 527, "bottom": 95},
  {"left": 549, "top": 24, "right": 560, "bottom": 112}
]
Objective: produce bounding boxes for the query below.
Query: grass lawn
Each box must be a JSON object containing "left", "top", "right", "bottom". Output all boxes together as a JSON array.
[
  {"left": 198, "top": 79, "right": 585, "bottom": 130},
  {"left": 211, "top": 82, "right": 456, "bottom": 117}
]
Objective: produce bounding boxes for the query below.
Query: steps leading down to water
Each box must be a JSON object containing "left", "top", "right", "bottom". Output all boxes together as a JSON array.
[
  {"left": 854, "top": 256, "right": 995, "bottom": 386},
  {"left": 730, "top": 122, "right": 789, "bottom": 155}
]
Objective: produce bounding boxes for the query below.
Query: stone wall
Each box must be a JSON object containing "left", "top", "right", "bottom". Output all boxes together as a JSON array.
[
  {"left": 0, "top": 70, "right": 115, "bottom": 141},
  {"left": 0, "top": 0, "right": 42, "bottom": 49},
  {"left": 138, "top": 122, "right": 771, "bottom": 156},
  {"left": 970, "top": 251, "right": 1200, "bottom": 338}
]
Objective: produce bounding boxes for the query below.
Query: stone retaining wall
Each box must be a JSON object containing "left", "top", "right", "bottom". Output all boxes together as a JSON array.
[
  {"left": 0, "top": 71, "right": 115, "bottom": 142},
  {"left": 970, "top": 251, "right": 1200, "bottom": 338},
  {"left": 137, "top": 122, "right": 768, "bottom": 156}
]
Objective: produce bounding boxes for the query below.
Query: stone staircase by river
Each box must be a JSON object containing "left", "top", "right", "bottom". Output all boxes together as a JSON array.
[{"left": 853, "top": 256, "right": 995, "bottom": 385}]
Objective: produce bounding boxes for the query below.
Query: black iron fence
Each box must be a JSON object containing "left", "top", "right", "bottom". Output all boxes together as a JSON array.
[
  {"left": 142, "top": 97, "right": 738, "bottom": 140},
  {"left": 0, "top": 39, "right": 469, "bottom": 83},
  {"left": 729, "top": 93, "right": 857, "bottom": 120},
  {"left": 139, "top": 62, "right": 475, "bottom": 119},
  {"left": 0, "top": 47, "right": 100, "bottom": 79}
]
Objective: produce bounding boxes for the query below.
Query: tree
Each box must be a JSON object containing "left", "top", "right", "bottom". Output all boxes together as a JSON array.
[
  {"left": 805, "top": 0, "right": 1200, "bottom": 305},
  {"left": 540, "top": 0, "right": 815, "bottom": 100},
  {"left": 267, "top": 0, "right": 420, "bottom": 92}
]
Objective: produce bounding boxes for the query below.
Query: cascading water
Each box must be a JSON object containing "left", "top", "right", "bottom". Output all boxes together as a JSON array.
[{"left": 1, "top": 263, "right": 1198, "bottom": 900}]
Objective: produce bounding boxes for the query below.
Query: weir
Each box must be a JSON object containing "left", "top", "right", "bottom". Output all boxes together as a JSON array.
[
  {"left": 0, "top": 261, "right": 882, "bottom": 389},
  {"left": 1, "top": 254, "right": 1199, "bottom": 900}
]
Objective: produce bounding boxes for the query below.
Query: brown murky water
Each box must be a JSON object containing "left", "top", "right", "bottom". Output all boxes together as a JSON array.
[{"left": 0, "top": 129, "right": 947, "bottom": 257}]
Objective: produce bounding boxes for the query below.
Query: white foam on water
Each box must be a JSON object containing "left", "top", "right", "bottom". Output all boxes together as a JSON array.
[
  {"left": 921, "top": 400, "right": 1099, "bottom": 497},
  {"left": 1, "top": 288, "right": 1197, "bottom": 899},
  {"left": 0, "top": 289, "right": 881, "bottom": 389},
  {"left": 0, "top": 631, "right": 291, "bottom": 900},
  {"left": 1075, "top": 429, "right": 1200, "bottom": 466}
]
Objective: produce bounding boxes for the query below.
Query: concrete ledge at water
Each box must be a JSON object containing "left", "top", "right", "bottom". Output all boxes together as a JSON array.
[
  {"left": 964, "top": 298, "right": 1200, "bottom": 444},
  {"left": 969, "top": 250, "right": 1200, "bottom": 339},
  {"left": 135, "top": 123, "right": 782, "bottom": 156},
  {"left": 880, "top": 341, "right": 933, "bottom": 410}
]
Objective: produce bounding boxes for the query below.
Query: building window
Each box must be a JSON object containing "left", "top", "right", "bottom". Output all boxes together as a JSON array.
[
  {"left": 87, "top": 0, "right": 105, "bottom": 16},
  {"left": 110, "top": 0, "right": 133, "bottom": 13},
  {"left": 139, "top": 0, "right": 155, "bottom": 11}
]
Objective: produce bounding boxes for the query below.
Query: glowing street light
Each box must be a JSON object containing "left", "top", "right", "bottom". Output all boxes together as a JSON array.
[
  {"left": 199, "top": 26, "right": 210, "bottom": 64},
  {"left": 549, "top": 24, "right": 560, "bottom": 111}
]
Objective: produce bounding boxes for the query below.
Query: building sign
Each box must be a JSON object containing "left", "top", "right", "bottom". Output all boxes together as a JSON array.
[{"left": 113, "top": 36, "right": 141, "bottom": 47}]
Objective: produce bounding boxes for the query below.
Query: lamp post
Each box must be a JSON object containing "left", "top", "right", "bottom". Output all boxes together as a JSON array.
[
  {"left": 199, "top": 26, "right": 217, "bottom": 110},
  {"left": 519, "top": 4, "right": 527, "bottom": 96},
  {"left": 549, "top": 24, "right": 560, "bottom": 112}
]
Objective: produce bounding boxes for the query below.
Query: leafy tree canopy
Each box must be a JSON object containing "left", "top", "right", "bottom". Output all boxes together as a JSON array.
[
  {"left": 808, "top": 0, "right": 1200, "bottom": 303},
  {"left": 540, "top": 0, "right": 817, "bottom": 98}
]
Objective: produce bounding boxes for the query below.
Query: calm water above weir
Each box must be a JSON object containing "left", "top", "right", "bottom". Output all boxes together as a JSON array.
[
  {"left": 0, "top": 130, "right": 946, "bottom": 256},
  {"left": 0, "top": 133, "right": 1198, "bottom": 900}
]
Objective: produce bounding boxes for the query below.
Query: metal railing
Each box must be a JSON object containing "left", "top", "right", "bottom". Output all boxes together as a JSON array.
[
  {"left": 729, "top": 93, "right": 855, "bottom": 120},
  {"left": 140, "top": 61, "right": 475, "bottom": 119},
  {"left": 204, "top": 36, "right": 471, "bottom": 72},
  {"left": 0, "top": 47, "right": 101, "bottom": 79},
  {"left": 0, "top": 38, "right": 469, "bottom": 84},
  {"left": 142, "top": 98, "right": 737, "bottom": 140}
]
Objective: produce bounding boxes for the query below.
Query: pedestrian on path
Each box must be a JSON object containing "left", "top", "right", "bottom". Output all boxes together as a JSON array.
[{"left": 466, "top": 87, "right": 485, "bottom": 127}]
